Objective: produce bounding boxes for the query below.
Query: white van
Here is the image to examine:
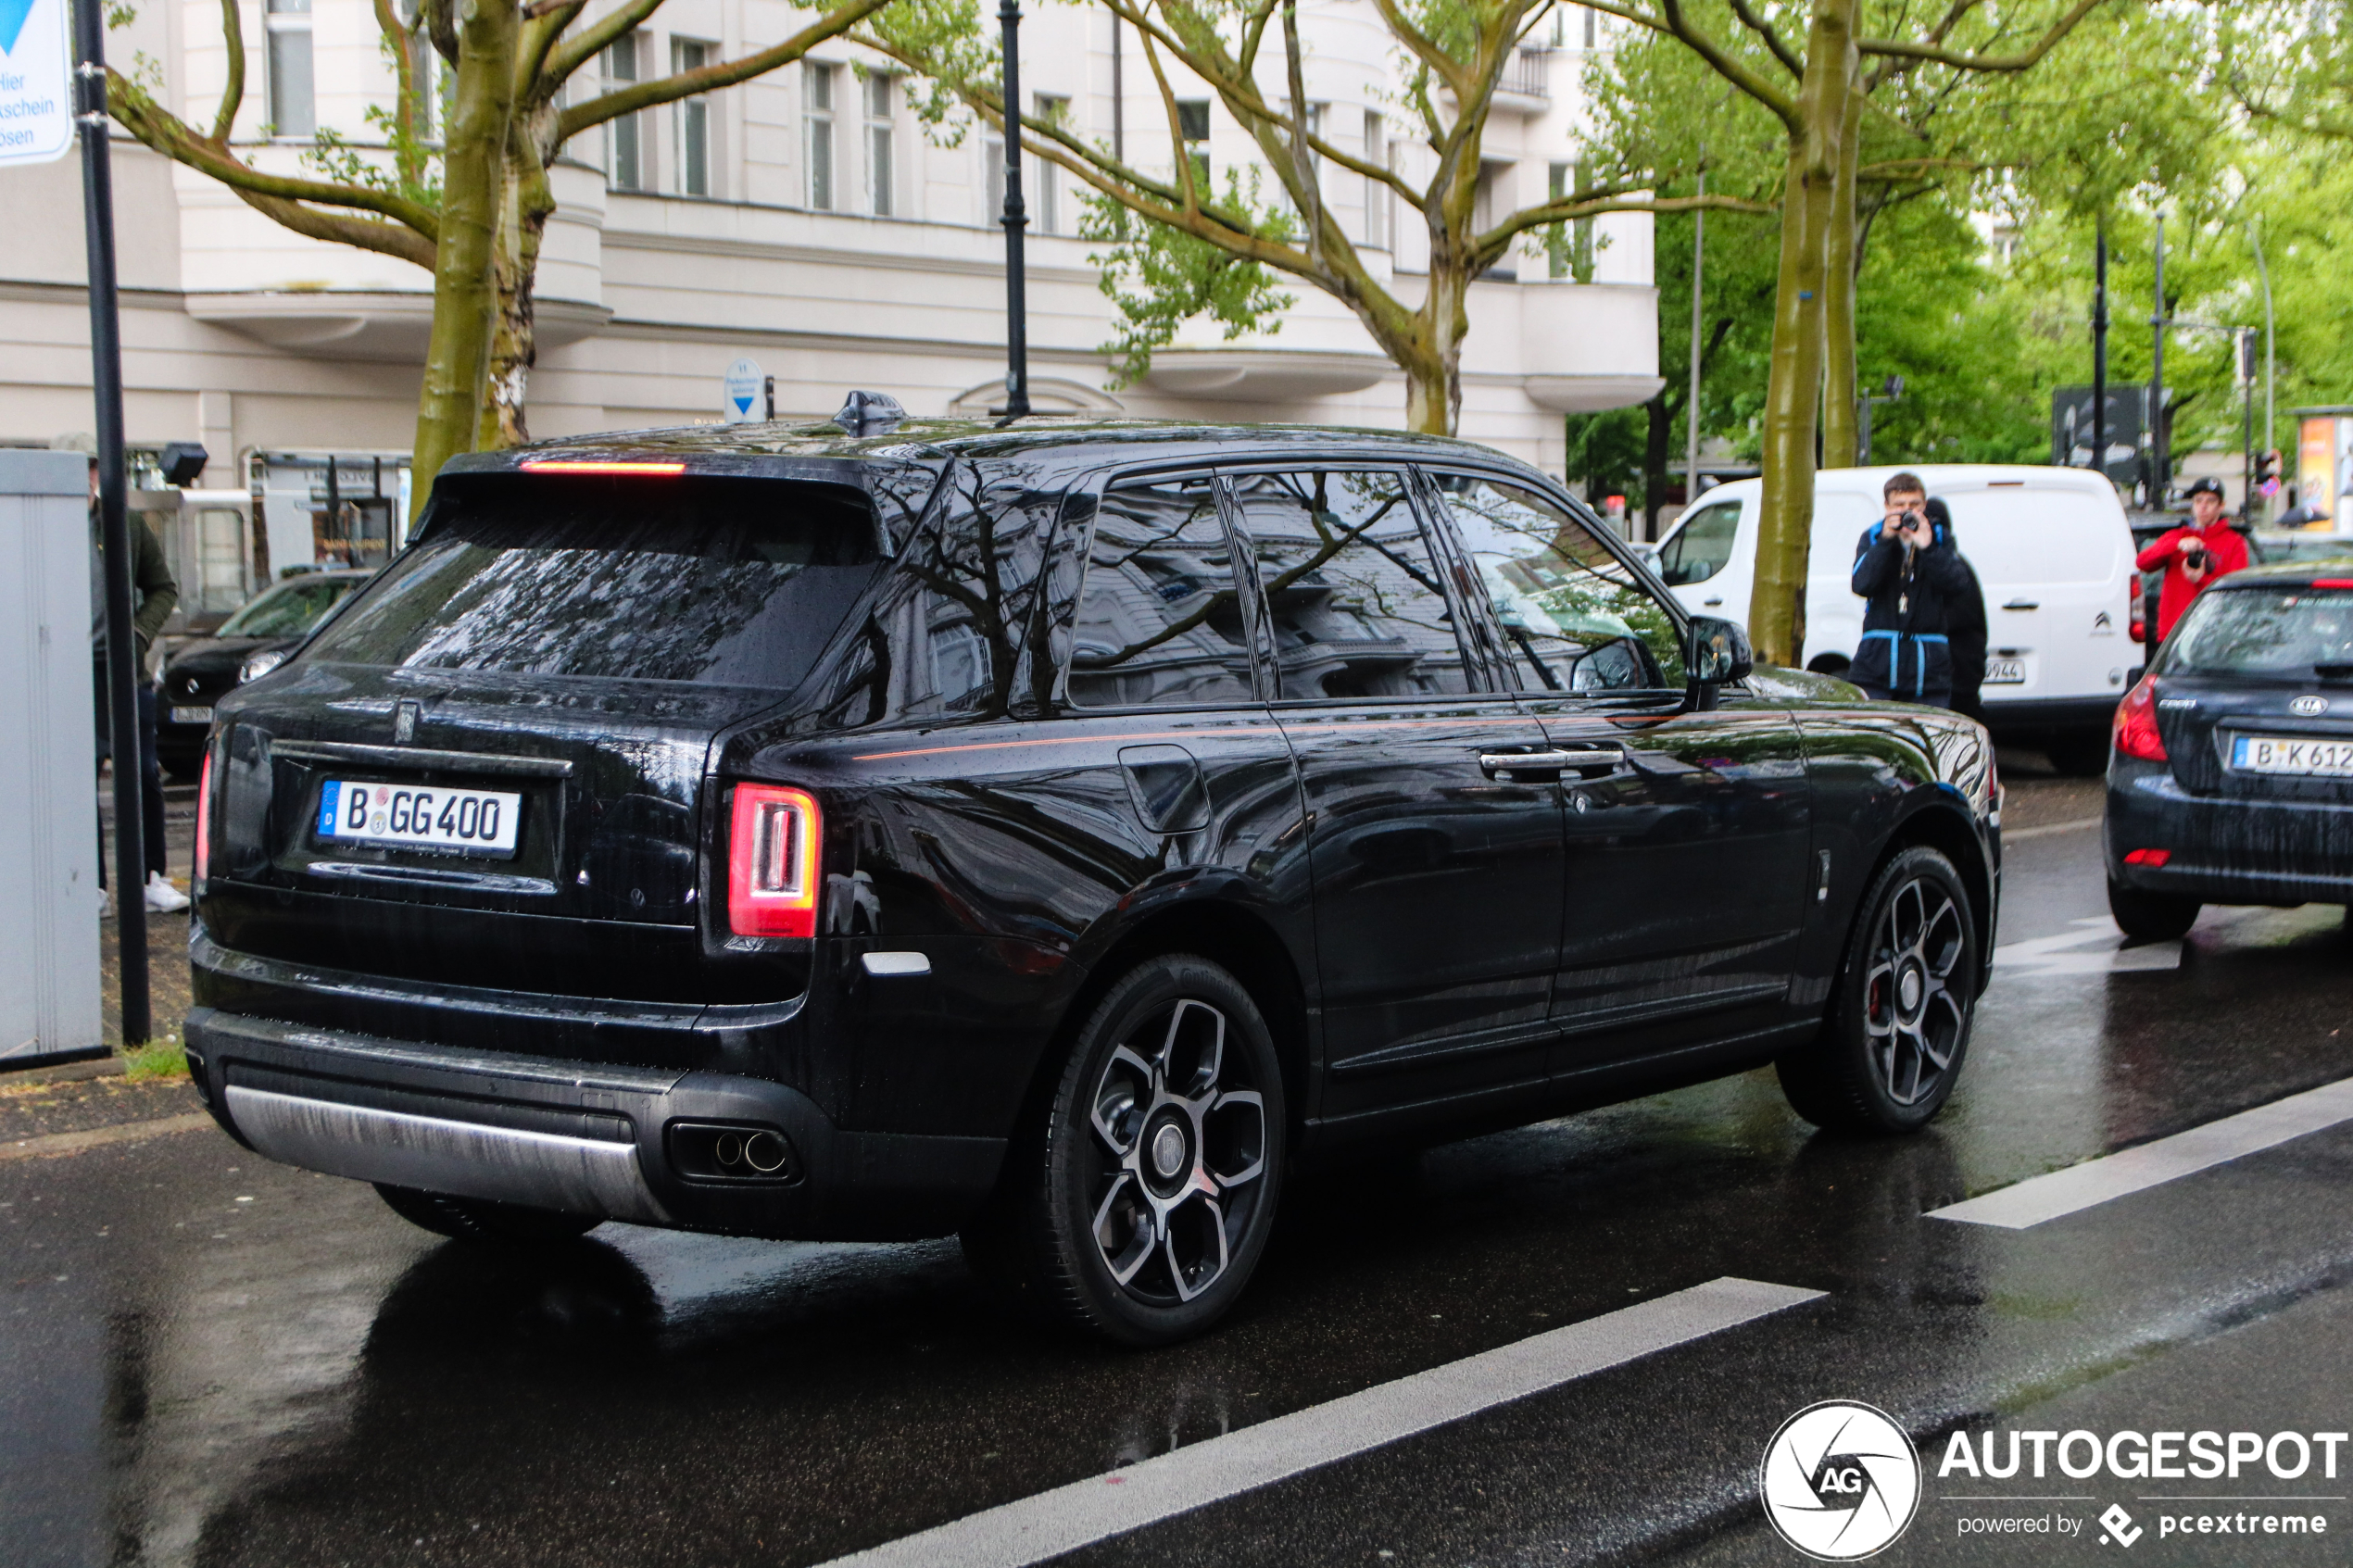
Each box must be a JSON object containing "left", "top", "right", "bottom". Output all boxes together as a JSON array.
[{"left": 1649, "top": 465, "right": 2138, "bottom": 771}]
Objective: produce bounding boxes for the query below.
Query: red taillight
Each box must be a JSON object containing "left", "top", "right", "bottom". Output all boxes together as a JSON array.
[
  {"left": 2312, "top": 578, "right": 2353, "bottom": 589},
  {"left": 2124, "top": 847, "right": 2171, "bottom": 867},
  {"left": 194, "top": 750, "right": 213, "bottom": 889},
  {"left": 2112, "top": 677, "right": 2167, "bottom": 761},
  {"left": 2130, "top": 616, "right": 2145, "bottom": 644},
  {"left": 727, "top": 784, "right": 821, "bottom": 937}
]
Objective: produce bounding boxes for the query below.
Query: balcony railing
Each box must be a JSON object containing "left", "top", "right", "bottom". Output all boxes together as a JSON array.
[{"left": 1500, "top": 46, "right": 1553, "bottom": 101}]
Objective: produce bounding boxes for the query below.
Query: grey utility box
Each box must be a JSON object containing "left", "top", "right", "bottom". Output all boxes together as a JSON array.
[{"left": 0, "top": 450, "right": 103, "bottom": 1068}]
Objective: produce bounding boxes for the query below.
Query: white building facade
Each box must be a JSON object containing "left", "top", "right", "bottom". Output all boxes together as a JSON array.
[{"left": 2, "top": 1, "right": 1660, "bottom": 575}]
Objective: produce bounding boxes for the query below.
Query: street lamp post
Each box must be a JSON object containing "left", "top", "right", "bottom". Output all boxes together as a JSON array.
[
  {"left": 2091, "top": 220, "right": 2108, "bottom": 482},
  {"left": 994, "top": 0, "right": 1033, "bottom": 420},
  {"left": 2150, "top": 218, "right": 2168, "bottom": 504}
]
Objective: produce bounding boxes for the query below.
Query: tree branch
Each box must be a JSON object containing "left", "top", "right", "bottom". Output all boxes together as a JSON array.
[
  {"left": 211, "top": 0, "right": 245, "bottom": 142},
  {"left": 557, "top": 0, "right": 894, "bottom": 139},
  {"left": 1857, "top": 0, "right": 2109, "bottom": 71},
  {"left": 1727, "top": 0, "right": 1805, "bottom": 79}
]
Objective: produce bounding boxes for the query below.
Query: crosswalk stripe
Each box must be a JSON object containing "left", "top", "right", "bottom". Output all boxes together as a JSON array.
[
  {"left": 815, "top": 1276, "right": 1823, "bottom": 1568},
  {"left": 1929, "top": 1075, "right": 2353, "bottom": 1230}
]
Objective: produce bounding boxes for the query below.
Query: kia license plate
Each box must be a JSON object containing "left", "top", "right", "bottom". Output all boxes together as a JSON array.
[
  {"left": 317, "top": 779, "right": 522, "bottom": 858},
  {"left": 2230, "top": 735, "right": 2353, "bottom": 779},
  {"left": 1982, "top": 658, "right": 2026, "bottom": 684},
  {"left": 169, "top": 705, "right": 213, "bottom": 724}
]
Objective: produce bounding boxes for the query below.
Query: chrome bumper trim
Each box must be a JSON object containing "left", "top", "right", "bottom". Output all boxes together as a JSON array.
[{"left": 223, "top": 1084, "right": 671, "bottom": 1223}]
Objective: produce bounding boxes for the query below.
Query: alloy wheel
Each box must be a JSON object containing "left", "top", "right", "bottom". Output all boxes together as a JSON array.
[
  {"left": 1862, "top": 877, "right": 1968, "bottom": 1106},
  {"left": 1085, "top": 997, "right": 1269, "bottom": 1305}
]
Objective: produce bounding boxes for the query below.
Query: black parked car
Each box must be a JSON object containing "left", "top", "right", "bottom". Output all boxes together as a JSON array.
[
  {"left": 185, "top": 415, "right": 2000, "bottom": 1344},
  {"left": 2107, "top": 560, "right": 2353, "bottom": 939},
  {"left": 157, "top": 570, "right": 375, "bottom": 777}
]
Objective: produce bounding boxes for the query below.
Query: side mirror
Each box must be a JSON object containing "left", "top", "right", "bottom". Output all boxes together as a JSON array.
[{"left": 1688, "top": 615, "right": 1754, "bottom": 685}]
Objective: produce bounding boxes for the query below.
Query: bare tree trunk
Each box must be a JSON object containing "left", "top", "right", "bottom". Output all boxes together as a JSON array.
[
  {"left": 1403, "top": 264, "right": 1470, "bottom": 435},
  {"left": 411, "top": 0, "right": 521, "bottom": 520},
  {"left": 1819, "top": 82, "right": 1865, "bottom": 470},
  {"left": 1752, "top": 0, "right": 1858, "bottom": 668}
]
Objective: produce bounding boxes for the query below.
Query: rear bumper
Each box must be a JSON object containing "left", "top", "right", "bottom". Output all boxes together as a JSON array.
[
  {"left": 2105, "top": 763, "right": 2353, "bottom": 906},
  {"left": 184, "top": 1008, "right": 1005, "bottom": 1241}
]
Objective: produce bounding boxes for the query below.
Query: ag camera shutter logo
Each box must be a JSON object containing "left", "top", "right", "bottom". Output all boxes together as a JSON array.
[{"left": 1760, "top": 1400, "right": 1921, "bottom": 1560}]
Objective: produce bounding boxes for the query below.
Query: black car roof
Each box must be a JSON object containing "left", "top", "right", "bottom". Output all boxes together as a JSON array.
[
  {"left": 2211, "top": 559, "right": 2353, "bottom": 589},
  {"left": 441, "top": 416, "right": 1533, "bottom": 477}
]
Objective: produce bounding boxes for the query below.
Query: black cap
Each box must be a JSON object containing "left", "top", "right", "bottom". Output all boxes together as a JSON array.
[{"left": 2184, "top": 476, "right": 2225, "bottom": 499}]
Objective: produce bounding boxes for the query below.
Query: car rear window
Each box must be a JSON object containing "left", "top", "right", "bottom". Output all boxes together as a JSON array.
[
  {"left": 2163, "top": 584, "right": 2353, "bottom": 678},
  {"left": 303, "top": 474, "right": 881, "bottom": 687}
]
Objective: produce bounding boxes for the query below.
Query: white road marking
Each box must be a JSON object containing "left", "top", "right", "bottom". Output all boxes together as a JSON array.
[
  {"left": 1930, "top": 1075, "right": 2353, "bottom": 1230},
  {"left": 817, "top": 1277, "right": 1824, "bottom": 1568},
  {"left": 1994, "top": 917, "right": 2182, "bottom": 977}
]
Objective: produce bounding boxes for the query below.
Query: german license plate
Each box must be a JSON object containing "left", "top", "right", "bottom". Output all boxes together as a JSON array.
[
  {"left": 1982, "top": 658, "right": 2026, "bottom": 684},
  {"left": 169, "top": 705, "right": 213, "bottom": 724},
  {"left": 317, "top": 778, "right": 522, "bottom": 858},
  {"left": 2230, "top": 735, "right": 2353, "bottom": 778}
]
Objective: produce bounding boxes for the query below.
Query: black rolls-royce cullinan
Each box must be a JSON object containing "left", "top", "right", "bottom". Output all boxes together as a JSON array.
[{"left": 184, "top": 411, "right": 1999, "bottom": 1345}]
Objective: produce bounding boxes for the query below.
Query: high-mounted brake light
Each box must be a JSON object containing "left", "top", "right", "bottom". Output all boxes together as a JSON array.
[
  {"left": 2112, "top": 676, "right": 2167, "bottom": 762},
  {"left": 195, "top": 749, "right": 213, "bottom": 889},
  {"left": 2310, "top": 578, "right": 2353, "bottom": 589},
  {"left": 520, "top": 459, "right": 686, "bottom": 475},
  {"left": 728, "top": 784, "right": 821, "bottom": 938}
]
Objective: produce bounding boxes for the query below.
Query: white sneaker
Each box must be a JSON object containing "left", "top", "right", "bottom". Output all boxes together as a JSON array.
[{"left": 144, "top": 872, "right": 191, "bottom": 913}]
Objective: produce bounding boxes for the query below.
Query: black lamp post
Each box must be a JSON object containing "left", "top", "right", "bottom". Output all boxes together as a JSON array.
[{"left": 994, "top": 0, "right": 1032, "bottom": 420}]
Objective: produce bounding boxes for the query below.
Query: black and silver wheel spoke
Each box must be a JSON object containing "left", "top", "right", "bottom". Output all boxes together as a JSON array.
[
  {"left": 1867, "top": 877, "right": 1969, "bottom": 1108},
  {"left": 1085, "top": 997, "right": 1265, "bottom": 1307}
]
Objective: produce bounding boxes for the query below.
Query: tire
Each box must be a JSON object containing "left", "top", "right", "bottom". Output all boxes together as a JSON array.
[
  {"left": 963, "top": 954, "right": 1286, "bottom": 1347},
  {"left": 1779, "top": 847, "right": 1979, "bottom": 1135},
  {"left": 374, "top": 1184, "right": 602, "bottom": 1244},
  {"left": 2043, "top": 731, "right": 2112, "bottom": 778},
  {"left": 2108, "top": 877, "right": 2201, "bottom": 942}
]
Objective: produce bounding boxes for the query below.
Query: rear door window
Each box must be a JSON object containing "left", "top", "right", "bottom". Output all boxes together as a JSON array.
[
  {"left": 1068, "top": 476, "right": 1255, "bottom": 708},
  {"left": 304, "top": 474, "right": 881, "bottom": 689},
  {"left": 1227, "top": 468, "right": 1471, "bottom": 700},
  {"left": 1428, "top": 472, "right": 1685, "bottom": 694}
]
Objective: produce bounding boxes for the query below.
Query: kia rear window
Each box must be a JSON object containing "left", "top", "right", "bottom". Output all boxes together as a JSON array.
[
  {"left": 303, "top": 475, "right": 881, "bottom": 687},
  {"left": 2163, "top": 585, "right": 2353, "bottom": 678}
]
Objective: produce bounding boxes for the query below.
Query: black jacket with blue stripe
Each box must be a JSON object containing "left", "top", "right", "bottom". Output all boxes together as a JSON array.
[{"left": 1849, "top": 521, "right": 1975, "bottom": 697}]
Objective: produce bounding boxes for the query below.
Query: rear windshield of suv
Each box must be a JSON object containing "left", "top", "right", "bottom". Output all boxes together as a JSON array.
[
  {"left": 2163, "top": 583, "right": 2353, "bottom": 678},
  {"left": 303, "top": 474, "right": 881, "bottom": 687}
]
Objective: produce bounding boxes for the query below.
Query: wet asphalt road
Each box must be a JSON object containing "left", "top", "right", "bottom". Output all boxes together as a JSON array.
[{"left": 7, "top": 769, "right": 2353, "bottom": 1568}]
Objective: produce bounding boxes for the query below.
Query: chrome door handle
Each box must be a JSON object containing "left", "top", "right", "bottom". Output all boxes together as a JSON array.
[
  {"left": 1478, "top": 747, "right": 1622, "bottom": 774},
  {"left": 2002, "top": 598, "right": 2040, "bottom": 610}
]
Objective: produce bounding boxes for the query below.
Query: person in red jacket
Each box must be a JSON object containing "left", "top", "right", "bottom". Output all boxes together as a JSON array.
[{"left": 2137, "top": 477, "right": 2248, "bottom": 643}]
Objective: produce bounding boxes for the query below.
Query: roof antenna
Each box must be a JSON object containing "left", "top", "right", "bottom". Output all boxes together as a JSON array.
[{"left": 833, "top": 391, "right": 906, "bottom": 437}]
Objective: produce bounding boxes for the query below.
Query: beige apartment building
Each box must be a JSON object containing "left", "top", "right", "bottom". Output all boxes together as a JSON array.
[{"left": 2, "top": 1, "right": 1661, "bottom": 590}]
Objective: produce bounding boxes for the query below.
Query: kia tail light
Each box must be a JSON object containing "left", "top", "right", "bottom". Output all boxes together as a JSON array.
[
  {"left": 727, "top": 784, "right": 821, "bottom": 937},
  {"left": 2112, "top": 677, "right": 2167, "bottom": 762}
]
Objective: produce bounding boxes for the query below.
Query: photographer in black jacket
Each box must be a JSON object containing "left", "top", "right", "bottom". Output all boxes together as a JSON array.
[
  {"left": 1925, "top": 496, "right": 1990, "bottom": 719},
  {"left": 1849, "top": 472, "right": 1975, "bottom": 708}
]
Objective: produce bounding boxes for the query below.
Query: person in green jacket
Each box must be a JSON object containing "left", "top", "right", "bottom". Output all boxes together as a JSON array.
[{"left": 85, "top": 454, "right": 188, "bottom": 913}]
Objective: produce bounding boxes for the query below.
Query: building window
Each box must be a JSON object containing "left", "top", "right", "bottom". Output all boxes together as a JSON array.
[
  {"left": 605, "top": 35, "right": 643, "bottom": 191},
  {"left": 1033, "top": 94, "right": 1068, "bottom": 232},
  {"left": 265, "top": 0, "right": 314, "bottom": 139},
  {"left": 1363, "top": 112, "right": 1388, "bottom": 249},
  {"left": 983, "top": 132, "right": 1003, "bottom": 225},
  {"left": 1176, "top": 99, "right": 1211, "bottom": 189},
  {"left": 406, "top": 16, "right": 451, "bottom": 143},
  {"left": 673, "top": 39, "right": 712, "bottom": 196},
  {"left": 1584, "top": 6, "right": 1599, "bottom": 48},
  {"left": 865, "top": 71, "right": 894, "bottom": 215},
  {"left": 806, "top": 63, "right": 837, "bottom": 210}
]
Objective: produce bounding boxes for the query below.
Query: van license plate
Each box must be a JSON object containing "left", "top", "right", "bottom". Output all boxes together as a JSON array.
[
  {"left": 317, "top": 779, "right": 522, "bottom": 858},
  {"left": 2230, "top": 736, "right": 2353, "bottom": 779},
  {"left": 1982, "top": 658, "right": 2026, "bottom": 684},
  {"left": 169, "top": 705, "right": 213, "bottom": 724}
]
